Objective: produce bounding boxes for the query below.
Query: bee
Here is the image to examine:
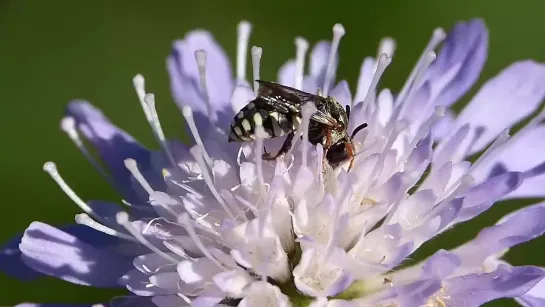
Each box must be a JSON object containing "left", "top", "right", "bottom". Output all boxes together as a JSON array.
[{"left": 228, "top": 80, "right": 368, "bottom": 170}]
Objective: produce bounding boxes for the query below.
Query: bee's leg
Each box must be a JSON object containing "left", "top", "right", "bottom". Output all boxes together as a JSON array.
[
  {"left": 346, "top": 142, "right": 356, "bottom": 171},
  {"left": 263, "top": 132, "right": 295, "bottom": 160},
  {"left": 322, "top": 129, "right": 332, "bottom": 166}
]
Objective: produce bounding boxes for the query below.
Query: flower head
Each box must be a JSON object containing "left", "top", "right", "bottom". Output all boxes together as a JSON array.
[{"left": 5, "top": 18, "right": 545, "bottom": 307}]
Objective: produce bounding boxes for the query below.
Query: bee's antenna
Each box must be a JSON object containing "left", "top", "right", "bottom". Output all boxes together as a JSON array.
[
  {"left": 345, "top": 105, "right": 351, "bottom": 120},
  {"left": 351, "top": 123, "right": 368, "bottom": 139}
]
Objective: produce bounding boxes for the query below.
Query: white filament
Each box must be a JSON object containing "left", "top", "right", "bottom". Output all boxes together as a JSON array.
[
  {"left": 254, "top": 126, "right": 268, "bottom": 198},
  {"left": 323, "top": 23, "right": 345, "bottom": 97},
  {"left": 75, "top": 213, "right": 137, "bottom": 242},
  {"left": 251, "top": 46, "right": 263, "bottom": 93},
  {"left": 123, "top": 158, "right": 154, "bottom": 195},
  {"left": 468, "top": 129, "right": 511, "bottom": 174},
  {"left": 360, "top": 53, "right": 392, "bottom": 114},
  {"left": 195, "top": 50, "right": 213, "bottom": 119},
  {"left": 116, "top": 212, "right": 179, "bottom": 263},
  {"left": 237, "top": 21, "right": 252, "bottom": 81},
  {"left": 60, "top": 116, "right": 111, "bottom": 182},
  {"left": 143, "top": 93, "right": 177, "bottom": 167},
  {"left": 396, "top": 28, "right": 446, "bottom": 105},
  {"left": 189, "top": 146, "right": 236, "bottom": 220},
  {"left": 43, "top": 162, "right": 96, "bottom": 219},
  {"left": 178, "top": 213, "right": 226, "bottom": 270},
  {"left": 300, "top": 103, "right": 317, "bottom": 167},
  {"left": 294, "top": 37, "right": 309, "bottom": 90},
  {"left": 182, "top": 105, "right": 213, "bottom": 167}
]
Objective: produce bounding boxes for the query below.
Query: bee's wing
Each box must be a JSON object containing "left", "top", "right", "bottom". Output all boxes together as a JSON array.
[{"left": 310, "top": 111, "right": 339, "bottom": 127}]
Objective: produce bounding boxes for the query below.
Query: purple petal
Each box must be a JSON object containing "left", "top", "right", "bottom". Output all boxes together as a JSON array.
[
  {"left": 427, "top": 19, "right": 488, "bottom": 108},
  {"left": 516, "top": 277, "right": 545, "bottom": 307},
  {"left": 168, "top": 30, "right": 234, "bottom": 127},
  {"left": 443, "top": 264, "right": 545, "bottom": 305},
  {"left": 119, "top": 269, "right": 176, "bottom": 296},
  {"left": 16, "top": 304, "right": 106, "bottom": 307},
  {"left": 454, "top": 202, "right": 545, "bottom": 267},
  {"left": 457, "top": 171, "right": 524, "bottom": 223},
  {"left": 19, "top": 222, "right": 132, "bottom": 287},
  {"left": 473, "top": 126, "right": 545, "bottom": 199},
  {"left": 0, "top": 232, "right": 44, "bottom": 281},
  {"left": 354, "top": 57, "right": 376, "bottom": 104},
  {"left": 305, "top": 41, "right": 337, "bottom": 94},
  {"left": 277, "top": 59, "right": 296, "bottom": 87},
  {"left": 1, "top": 223, "right": 121, "bottom": 281},
  {"left": 453, "top": 60, "right": 545, "bottom": 154},
  {"left": 421, "top": 250, "right": 461, "bottom": 279},
  {"left": 67, "top": 101, "right": 165, "bottom": 204}
]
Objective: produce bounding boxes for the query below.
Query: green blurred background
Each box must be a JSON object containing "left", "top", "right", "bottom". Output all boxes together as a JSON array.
[{"left": 1, "top": 0, "right": 545, "bottom": 306}]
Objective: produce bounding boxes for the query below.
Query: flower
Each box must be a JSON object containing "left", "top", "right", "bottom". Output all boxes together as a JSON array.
[{"left": 4, "top": 18, "right": 545, "bottom": 307}]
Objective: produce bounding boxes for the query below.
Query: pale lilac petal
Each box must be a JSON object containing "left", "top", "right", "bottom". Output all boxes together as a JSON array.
[
  {"left": 120, "top": 269, "right": 176, "bottom": 296},
  {"left": 277, "top": 59, "right": 296, "bottom": 87},
  {"left": 19, "top": 222, "right": 132, "bottom": 288},
  {"left": 354, "top": 57, "right": 376, "bottom": 104},
  {"left": 421, "top": 250, "right": 461, "bottom": 279},
  {"left": 305, "top": 41, "right": 337, "bottom": 93},
  {"left": 67, "top": 101, "right": 164, "bottom": 204},
  {"left": 231, "top": 83, "right": 255, "bottom": 114},
  {"left": 152, "top": 295, "right": 190, "bottom": 307},
  {"left": 427, "top": 19, "right": 488, "bottom": 107},
  {"left": 453, "top": 202, "right": 545, "bottom": 269},
  {"left": 473, "top": 126, "right": 545, "bottom": 199},
  {"left": 457, "top": 171, "right": 524, "bottom": 223},
  {"left": 168, "top": 31, "right": 234, "bottom": 117},
  {"left": 330, "top": 80, "right": 352, "bottom": 108},
  {"left": 443, "top": 264, "right": 545, "bottom": 306},
  {"left": 453, "top": 61, "right": 545, "bottom": 154},
  {"left": 516, "top": 277, "right": 545, "bottom": 307}
]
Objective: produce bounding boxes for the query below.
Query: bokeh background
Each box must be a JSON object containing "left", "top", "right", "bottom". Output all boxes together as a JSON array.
[{"left": 1, "top": 0, "right": 545, "bottom": 306}]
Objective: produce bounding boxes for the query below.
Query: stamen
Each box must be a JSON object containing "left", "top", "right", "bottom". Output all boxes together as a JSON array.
[
  {"left": 410, "top": 106, "right": 445, "bottom": 149},
  {"left": 251, "top": 46, "right": 263, "bottom": 93},
  {"left": 294, "top": 37, "right": 309, "bottom": 90},
  {"left": 190, "top": 146, "right": 236, "bottom": 220},
  {"left": 178, "top": 213, "right": 226, "bottom": 270},
  {"left": 396, "top": 28, "right": 446, "bottom": 105},
  {"left": 323, "top": 23, "right": 345, "bottom": 97},
  {"left": 194, "top": 50, "right": 213, "bottom": 119},
  {"left": 300, "top": 103, "right": 318, "bottom": 167},
  {"left": 123, "top": 158, "right": 154, "bottom": 195},
  {"left": 143, "top": 93, "right": 177, "bottom": 167},
  {"left": 468, "top": 129, "right": 510, "bottom": 174},
  {"left": 60, "top": 117, "right": 111, "bottom": 182},
  {"left": 237, "top": 21, "right": 252, "bottom": 81},
  {"left": 116, "top": 212, "right": 179, "bottom": 263},
  {"left": 182, "top": 105, "right": 213, "bottom": 167},
  {"left": 254, "top": 126, "right": 268, "bottom": 198},
  {"left": 378, "top": 37, "right": 396, "bottom": 58},
  {"left": 43, "top": 162, "right": 96, "bottom": 219},
  {"left": 359, "top": 53, "right": 392, "bottom": 114},
  {"left": 396, "top": 51, "right": 437, "bottom": 120},
  {"left": 75, "top": 213, "right": 137, "bottom": 242}
]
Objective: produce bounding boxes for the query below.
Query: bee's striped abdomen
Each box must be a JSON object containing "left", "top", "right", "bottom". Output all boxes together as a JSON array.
[{"left": 228, "top": 104, "right": 300, "bottom": 142}]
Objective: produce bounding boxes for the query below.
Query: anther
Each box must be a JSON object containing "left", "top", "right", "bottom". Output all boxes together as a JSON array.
[
  {"left": 294, "top": 37, "right": 309, "bottom": 90},
  {"left": 237, "top": 21, "right": 252, "bottom": 81},
  {"left": 378, "top": 37, "right": 396, "bottom": 58},
  {"left": 251, "top": 46, "right": 263, "bottom": 93},
  {"left": 323, "top": 23, "right": 345, "bottom": 97}
]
